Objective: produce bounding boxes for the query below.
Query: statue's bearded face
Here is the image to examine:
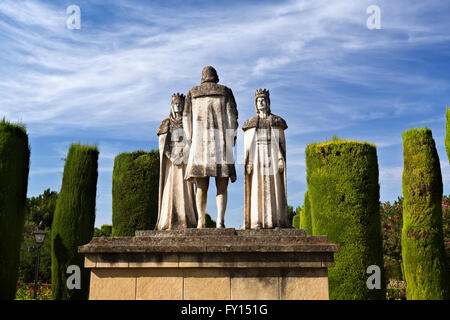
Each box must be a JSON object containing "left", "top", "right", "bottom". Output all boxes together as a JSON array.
[
  {"left": 256, "top": 97, "right": 268, "bottom": 113},
  {"left": 171, "top": 100, "right": 184, "bottom": 113}
]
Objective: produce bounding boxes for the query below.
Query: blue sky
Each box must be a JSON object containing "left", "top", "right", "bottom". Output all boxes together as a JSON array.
[{"left": 1, "top": 0, "right": 450, "bottom": 229}]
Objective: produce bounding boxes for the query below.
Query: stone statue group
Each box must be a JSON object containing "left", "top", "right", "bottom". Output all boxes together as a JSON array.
[{"left": 155, "top": 66, "right": 289, "bottom": 230}]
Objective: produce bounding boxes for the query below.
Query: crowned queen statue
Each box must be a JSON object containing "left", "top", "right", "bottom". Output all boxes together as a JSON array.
[
  {"left": 242, "top": 89, "right": 289, "bottom": 229},
  {"left": 155, "top": 93, "right": 198, "bottom": 230}
]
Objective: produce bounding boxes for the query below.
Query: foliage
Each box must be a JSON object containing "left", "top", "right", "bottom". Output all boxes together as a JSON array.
[
  {"left": 287, "top": 205, "right": 295, "bottom": 227},
  {"left": 205, "top": 213, "right": 216, "bottom": 228},
  {"left": 112, "top": 150, "right": 159, "bottom": 236},
  {"left": 386, "top": 279, "right": 407, "bottom": 300},
  {"left": 442, "top": 196, "right": 450, "bottom": 265},
  {"left": 0, "top": 119, "right": 30, "bottom": 299},
  {"left": 17, "top": 223, "right": 52, "bottom": 283},
  {"left": 93, "top": 224, "right": 113, "bottom": 237},
  {"left": 51, "top": 143, "right": 98, "bottom": 300},
  {"left": 292, "top": 214, "right": 300, "bottom": 229},
  {"left": 380, "top": 198, "right": 404, "bottom": 280},
  {"left": 25, "top": 189, "right": 58, "bottom": 229},
  {"left": 299, "top": 191, "right": 312, "bottom": 235},
  {"left": 15, "top": 281, "right": 52, "bottom": 300},
  {"left": 306, "top": 140, "right": 385, "bottom": 300},
  {"left": 401, "top": 128, "right": 449, "bottom": 299}
]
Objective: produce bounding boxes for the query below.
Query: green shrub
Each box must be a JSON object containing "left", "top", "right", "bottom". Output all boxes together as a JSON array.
[
  {"left": 51, "top": 143, "right": 98, "bottom": 300},
  {"left": 299, "top": 191, "right": 312, "bottom": 235},
  {"left": 112, "top": 150, "right": 159, "bottom": 236},
  {"left": 0, "top": 119, "right": 30, "bottom": 299},
  {"left": 401, "top": 128, "right": 449, "bottom": 299},
  {"left": 380, "top": 198, "right": 404, "bottom": 280},
  {"left": 25, "top": 189, "right": 58, "bottom": 229},
  {"left": 205, "top": 213, "right": 216, "bottom": 228},
  {"left": 306, "top": 139, "right": 385, "bottom": 300},
  {"left": 292, "top": 214, "right": 300, "bottom": 229}
]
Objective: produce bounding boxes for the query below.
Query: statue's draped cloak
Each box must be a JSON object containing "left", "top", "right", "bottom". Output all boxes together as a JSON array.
[
  {"left": 155, "top": 115, "right": 197, "bottom": 230},
  {"left": 183, "top": 82, "right": 238, "bottom": 182},
  {"left": 243, "top": 114, "right": 288, "bottom": 229}
]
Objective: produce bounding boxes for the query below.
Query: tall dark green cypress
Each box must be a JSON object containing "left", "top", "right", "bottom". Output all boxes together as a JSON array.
[
  {"left": 306, "top": 139, "right": 385, "bottom": 299},
  {"left": 0, "top": 119, "right": 30, "bottom": 299},
  {"left": 402, "top": 128, "right": 449, "bottom": 299},
  {"left": 51, "top": 143, "right": 98, "bottom": 300},
  {"left": 445, "top": 107, "right": 450, "bottom": 165},
  {"left": 112, "top": 150, "right": 159, "bottom": 236},
  {"left": 299, "top": 191, "right": 312, "bottom": 235}
]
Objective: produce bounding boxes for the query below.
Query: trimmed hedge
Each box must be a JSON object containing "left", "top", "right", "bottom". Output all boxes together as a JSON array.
[
  {"left": 446, "top": 108, "right": 450, "bottom": 165},
  {"left": 299, "top": 191, "right": 312, "bottom": 235},
  {"left": 51, "top": 143, "right": 98, "bottom": 300},
  {"left": 401, "top": 128, "right": 449, "bottom": 299},
  {"left": 0, "top": 119, "right": 30, "bottom": 299},
  {"left": 306, "top": 139, "right": 385, "bottom": 300},
  {"left": 112, "top": 150, "right": 159, "bottom": 236}
]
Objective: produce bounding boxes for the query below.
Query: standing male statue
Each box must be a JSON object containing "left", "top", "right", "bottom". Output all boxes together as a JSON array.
[
  {"left": 183, "top": 66, "right": 238, "bottom": 228},
  {"left": 242, "top": 89, "right": 289, "bottom": 229},
  {"left": 156, "top": 93, "right": 197, "bottom": 230}
]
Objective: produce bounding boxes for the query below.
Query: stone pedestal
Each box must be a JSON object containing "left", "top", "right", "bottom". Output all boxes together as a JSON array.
[{"left": 78, "top": 229, "right": 338, "bottom": 300}]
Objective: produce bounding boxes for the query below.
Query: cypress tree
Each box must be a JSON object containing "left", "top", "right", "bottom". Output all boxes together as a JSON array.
[
  {"left": 299, "top": 191, "right": 312, "bottom": 235},
  {"left": 112, "top": 150, "right": 159, "bottom": 236},
  {"left": 292, "top": 213, "right": 300, "bottom": 229},
  {"left": 445, "top": 107, "right": 450, "bottom": 165},
  {"left": 0, "top": 119, "right": 30, "bottom": 299},
  {"left": 51, "top": 143, "right": 98, "bottom": 300},
  {"left": 402, "top": 128, "right": 449, "bottom": 299},
  {"left": 306, "top": 139, "right": 385, "bottom": 299}
]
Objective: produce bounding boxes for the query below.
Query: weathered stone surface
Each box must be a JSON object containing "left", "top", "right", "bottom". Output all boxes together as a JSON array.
[
  {"left": 79, "top": 228, "right": 338, "bottom": 254},
  {"left": 231, "top": 269, "right": 279, "bottom": 300},
  {"left": 156, "top": 93, "right": 197, "bottom": 230},
  {"left": 89, "top": 269, "right": 136, "bottom": 300},
  {"left": 80, "top": 229, "right": 338, "bottom": 300},
  {"left": 136, "top": 269, "right": 183, "bottom": 300},
  {"left": 243, "top": 88, "right": 289, "bottom": 229},
  {"left": 183, "top": 269, "right": 231, "bottom": 300},
  {"left": 279, "top": 268, "right": 329, "bottom": 300}
]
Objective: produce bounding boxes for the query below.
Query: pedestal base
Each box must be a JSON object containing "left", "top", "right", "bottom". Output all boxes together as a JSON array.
[{"left": 78, "top": 229, "right": 339, "bottom": 300}]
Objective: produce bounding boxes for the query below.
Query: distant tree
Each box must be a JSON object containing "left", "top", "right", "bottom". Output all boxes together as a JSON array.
[
  {"left": 93, "top": 224, "right": 113, "bottom": 237},
  {"left": 18, "top": 223, "right": 52, "bottom": 283},
  {"left": 26, "top": 189, "right": 58, "bottom": 228},
  {"left": 205, "top": 213, "right": 216, "bottom": 228},
  {"left": 287, "top": 205, "right": 295, "bottom": 227},
  {"left": 299, "top": 191, "right": 312, "bottom": 235}
]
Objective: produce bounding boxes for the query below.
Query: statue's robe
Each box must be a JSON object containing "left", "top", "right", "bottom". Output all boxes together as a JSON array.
[
  {"left": 155, "top": 115, "right": 197, "bottom": 230},
  {"left": 242, "top": 114, "right": 288, "bottom": 229},
  {"left": 183, "top": 82, "right": 238, "bottom": 182}
]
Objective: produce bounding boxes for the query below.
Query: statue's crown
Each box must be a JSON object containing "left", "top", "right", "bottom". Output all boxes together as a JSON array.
[
  {"left": 255, "top": 88, "right": 270, "bottom": 99},
  {"left": 171, "top": 92, "right": 185, "bottom": 102}
]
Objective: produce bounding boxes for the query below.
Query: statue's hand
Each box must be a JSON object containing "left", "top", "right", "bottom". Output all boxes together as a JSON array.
[
  {"left": 246, "top": 164, "right": 253, "bottom": 175},
  {"left": 278, "top": 159, "right": 284, "bottom": 173}
]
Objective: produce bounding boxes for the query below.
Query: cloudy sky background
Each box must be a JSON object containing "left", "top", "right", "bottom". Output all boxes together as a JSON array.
[{"left": 1, "top": 0, "right": 450, "bottom": 228}]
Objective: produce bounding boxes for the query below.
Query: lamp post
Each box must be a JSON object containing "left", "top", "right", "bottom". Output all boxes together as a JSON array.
[{"left": 32, "top": 222, "right": 46, "bottom": 300}]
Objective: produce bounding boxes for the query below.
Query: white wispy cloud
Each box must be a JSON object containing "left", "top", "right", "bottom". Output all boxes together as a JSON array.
[{"left": 2, "top": 0, "right": 450, "bottom": 226}]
